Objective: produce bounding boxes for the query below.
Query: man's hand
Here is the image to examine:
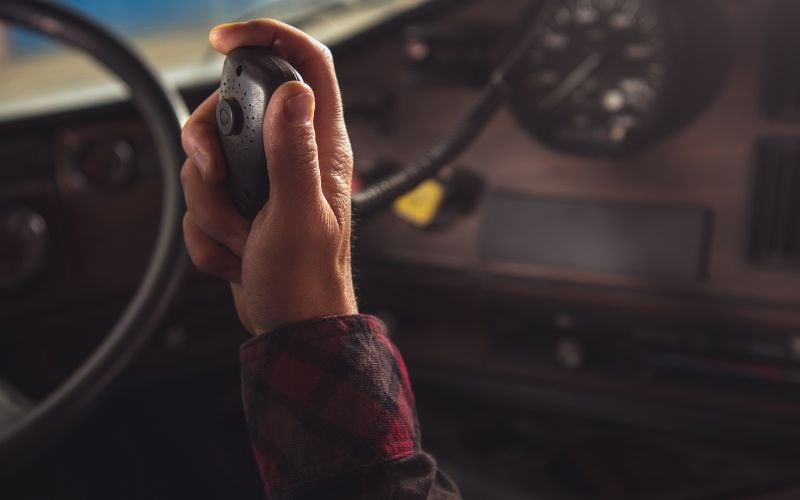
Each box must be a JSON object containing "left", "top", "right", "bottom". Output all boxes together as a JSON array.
[{"left": 181, "top": 20, "right": 357, "bottom": 335}]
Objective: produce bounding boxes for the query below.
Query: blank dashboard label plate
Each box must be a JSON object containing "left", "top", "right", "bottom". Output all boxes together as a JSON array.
[{"left": 478, "top": 192, "right": 710, "bottom": 282}]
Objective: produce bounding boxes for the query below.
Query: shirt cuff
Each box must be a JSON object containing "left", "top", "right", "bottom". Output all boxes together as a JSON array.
[{"left": 240, "top": 314, "right": 419, "bottom": 496}]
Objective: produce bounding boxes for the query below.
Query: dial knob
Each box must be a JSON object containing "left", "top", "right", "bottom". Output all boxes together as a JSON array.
[
  {"left": 0, "top": 208, "right": 48, "bottom": 292},
  {"left": 75, "top": 138, "right": 136, "bottom": 190}
]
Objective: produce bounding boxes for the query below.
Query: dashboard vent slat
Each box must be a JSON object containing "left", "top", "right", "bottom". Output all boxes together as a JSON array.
[{"left": 750, "top": 137, "right": 800, "bottom": 266}]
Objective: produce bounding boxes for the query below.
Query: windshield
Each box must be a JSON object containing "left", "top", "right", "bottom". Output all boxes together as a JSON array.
[{"left": 0, "top": 0, "right": 428, "bottom": 121}]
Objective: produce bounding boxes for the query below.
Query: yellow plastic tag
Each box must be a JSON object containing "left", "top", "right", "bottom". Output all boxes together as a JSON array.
[{"left": 392, "top": 179, "right": 446, "bottom": 227}]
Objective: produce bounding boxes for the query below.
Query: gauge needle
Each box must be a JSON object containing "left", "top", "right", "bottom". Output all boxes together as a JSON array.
[{"left": 539, "top": 52, "right": 604, "bottom": 110}]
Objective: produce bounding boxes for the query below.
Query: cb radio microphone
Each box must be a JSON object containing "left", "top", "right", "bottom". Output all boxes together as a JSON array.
[{"left": 216, "top": 47, "right": 302, "bottom": 219}]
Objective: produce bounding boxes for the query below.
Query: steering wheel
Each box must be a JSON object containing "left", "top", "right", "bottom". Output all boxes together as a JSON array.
[{"left": 0, "top": 0, "right": 187, "bottom": 472}]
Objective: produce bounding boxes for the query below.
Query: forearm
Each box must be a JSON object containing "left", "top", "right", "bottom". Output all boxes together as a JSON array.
[{"left": 240, "top": 315, "right": 460, "bottom": 499}]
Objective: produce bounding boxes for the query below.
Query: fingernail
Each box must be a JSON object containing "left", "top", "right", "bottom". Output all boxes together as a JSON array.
[
  {"left": 209, "top": 22, "right": 245, "bottom": 45},
  {"left": 284, "top": 91, "right": 314, "bottom": 126},
  {"left": 190, "top": 147, "right": 212, "bottom": 180},
  {"left": 213, "top": 21, "right": 245, "bottom": 30},
  {"left": 210, "top": 21, "right": 244, "bottom": 35}
]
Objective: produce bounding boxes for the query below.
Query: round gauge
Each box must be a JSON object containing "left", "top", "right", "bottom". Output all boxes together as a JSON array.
[{"left": 509, "top": 0, "right": 682, "bottom": 154}]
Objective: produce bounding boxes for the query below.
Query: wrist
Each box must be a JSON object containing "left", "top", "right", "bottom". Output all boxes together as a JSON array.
[{"left": 250, "top": 282, "right": 358, "bottom": 336}]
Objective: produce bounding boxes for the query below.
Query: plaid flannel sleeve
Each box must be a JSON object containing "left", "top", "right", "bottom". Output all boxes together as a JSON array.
[{"left": 240, "top": 314, "right": 460, "bottom": 499}]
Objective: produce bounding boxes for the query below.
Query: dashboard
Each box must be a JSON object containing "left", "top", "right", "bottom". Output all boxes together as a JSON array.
[
  {"left": 350, "top": 0, "right": 800, "bottom": 442},
  {"left": 2, "top": 0, "right": 800, "bottom": 444}
]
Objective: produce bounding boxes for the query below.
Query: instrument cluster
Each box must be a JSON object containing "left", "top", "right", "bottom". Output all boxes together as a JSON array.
[{"left": 508, "top": 0, "right": 728, "bottom": 154}]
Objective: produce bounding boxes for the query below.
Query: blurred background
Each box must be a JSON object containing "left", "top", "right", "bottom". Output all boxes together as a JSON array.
[{"left": 3, "top": 0, "right": 800, "bottom": 498}]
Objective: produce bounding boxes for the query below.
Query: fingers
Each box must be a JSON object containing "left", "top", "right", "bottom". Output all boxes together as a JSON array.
[
  {"left": 181, "top": 159, "right": 250, "bottom": 257},
  {"left": 209, "top": 20, "right": 352, "bottom": 208},
  {"left": 182, "top": 97, "right": 249, "bottom": 284},
  {"left": 263, "top": 81, "right": 324, "bottom": 210},
  {"left": 181, "top": 91, "right": 227, "bottom": 186},
  {"left": 209, "top": 20, "right": 340, "bottom": 133},
  {"left": 184, "top": 214, "right": 242, "bottom": 284},
  {"left": 230, "top": 283, "right": 256, "bottom": 334}
]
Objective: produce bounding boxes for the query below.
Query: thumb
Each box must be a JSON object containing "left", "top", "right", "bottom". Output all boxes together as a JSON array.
[{"left": 263, "top": 81, "right": 322, "bottom": 210}]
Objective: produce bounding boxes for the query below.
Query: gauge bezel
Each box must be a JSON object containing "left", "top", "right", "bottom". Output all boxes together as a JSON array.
[{"left": 508, "top": 0, "right": 690, "bottom": 156}]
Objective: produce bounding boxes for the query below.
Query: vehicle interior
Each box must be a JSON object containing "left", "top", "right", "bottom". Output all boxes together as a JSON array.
[{"left": 3, "top": 0, "right": 800, "bottom": 498}]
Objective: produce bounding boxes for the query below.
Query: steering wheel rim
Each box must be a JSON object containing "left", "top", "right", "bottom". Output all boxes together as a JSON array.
[{"left": 0, "top": 0, "right": 187, "bottom": 472}]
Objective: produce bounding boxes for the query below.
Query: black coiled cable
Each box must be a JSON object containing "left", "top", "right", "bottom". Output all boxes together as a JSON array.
[
  {"left": 351, "top": 1, "right": 544, "bottom": 216},
  {"left": 351, "top": 84, "right": 505, "bottom": 216}
]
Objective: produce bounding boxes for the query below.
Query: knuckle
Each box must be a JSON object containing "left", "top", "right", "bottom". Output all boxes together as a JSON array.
[
  {"left": 181, "top": 119, "right": 198, "bottom": 147},
  {"left": 196, "top": 207, "right": 243, "bottom": 252},
  {"left": 316, "top": 40, "right": 334, "bottom": 64},
  {"left": 181, "top": 214, "right": 193, "bottom": 242},
  {"left": 179, "top": 161, "right": 193, "bottom": 185},
  {"left": 292, "top": 139, "right": 319, "bottom": 167},
  {"left": 332, "top": 144, "right": 354, "bottom": 173},
  {"left": 185, "top": 219, "right": 219, "bottom": 274},
  {"left": 276, "top": 126, "right": 318, "bottom": 166},
  {"left": 194, "top": 203, "right": 219, "bottom": 231},
  {"left": 329, "top": 190, "right": 352, "bottom": 218},
  {"left": 331, "top": 136, "right": 353, "bottom": 160},
  {"left": 193, "top": 245, "right": 220, "bottom": 275},
  {"left": 307, "top": 206, "right": 339, "bottom": 243}
]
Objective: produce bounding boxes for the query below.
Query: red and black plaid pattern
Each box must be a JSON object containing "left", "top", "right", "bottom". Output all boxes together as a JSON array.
[{"left": 240, "top": 315, "right": 421, "bottom": 497}]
